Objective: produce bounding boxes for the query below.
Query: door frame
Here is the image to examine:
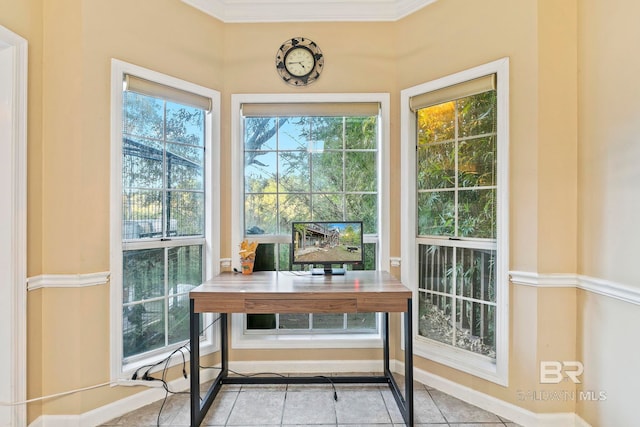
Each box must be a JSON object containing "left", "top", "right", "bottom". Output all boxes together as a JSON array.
[{"left": 0, "top": 24, "right": 28, "bottom": 427}]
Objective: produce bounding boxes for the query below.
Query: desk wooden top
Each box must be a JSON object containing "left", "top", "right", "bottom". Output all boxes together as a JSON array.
[{"left": 190, "top": 271, "right": 411, "bottom": 314}]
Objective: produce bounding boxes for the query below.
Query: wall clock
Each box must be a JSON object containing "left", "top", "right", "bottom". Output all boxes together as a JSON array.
[{"left": 275, "top": 37, "right": 324, "bottom": 86}]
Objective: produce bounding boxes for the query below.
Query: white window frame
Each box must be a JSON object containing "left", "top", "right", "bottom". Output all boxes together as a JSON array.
[
  {"left": 230, "top": 93, "right": 390, "bottom": 349},
  {"left": 109, "top": 59, "right": 221, "bottom": 380},
  {"left": 401, "top": 58, "right": 510, "bottom": 385}
]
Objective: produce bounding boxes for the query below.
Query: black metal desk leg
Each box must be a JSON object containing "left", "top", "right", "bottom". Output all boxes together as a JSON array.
[
  {"left": 405, "top": 299, "right": 414, "bottom": 426},
  {"left": 220, "top": 313, "right": 228, "bottom": 376},
  {"left": 189, "top": 299, "right": 200, "bottom": 427},
  {"left": 383, "top": 312, "right": 390, "bottom": 373}
]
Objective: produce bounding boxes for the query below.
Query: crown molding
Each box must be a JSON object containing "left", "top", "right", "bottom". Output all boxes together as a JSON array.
[{"left": 182, "top": 0, "right": 437, "bottom": 23}]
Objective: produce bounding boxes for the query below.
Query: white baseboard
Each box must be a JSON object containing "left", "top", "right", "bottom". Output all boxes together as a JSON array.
[
  {"left": 27, "top": 360, "right": 380, "bottom": 427},
  {"left": 409, "top": 362, "right": 591, "bottom": 427},
  {"left": 29, "top": 359, "right": 593, "bottom": 427},
  {"left": 28, "top": 370, "right": 217, "bottom": 427}
]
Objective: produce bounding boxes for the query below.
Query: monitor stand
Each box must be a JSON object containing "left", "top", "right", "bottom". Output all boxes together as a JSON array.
[{"left": 311, "top": 264, "right": 346, "bottom": 276}]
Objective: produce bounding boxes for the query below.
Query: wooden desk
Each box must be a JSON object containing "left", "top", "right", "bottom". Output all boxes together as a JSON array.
[{"left": 189, "top": 271, "right": 414, "bottom": 426}]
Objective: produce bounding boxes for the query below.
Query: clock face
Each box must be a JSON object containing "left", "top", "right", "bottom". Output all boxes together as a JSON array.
[
  {"left": 285, "top": 47, "right": 315, "bottom": 77},
  {"left": 276, "top": 37, "right": 324, "bottom": 86}
]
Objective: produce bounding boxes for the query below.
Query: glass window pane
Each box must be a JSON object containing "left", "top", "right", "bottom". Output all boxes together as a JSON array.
[
  {"left": 279, "top": 314, "right": 309, "bottom": 329},
  {"left": 277, "top": 118, "right": 306, "bottom": 150},
  {"left": 123, "top": 249, "right": 164, "bottom": 303},
  {"left": 458, "top": 136, "right": 496, "bottom": 188},
  {"left": 278, "top": 151, "right": 309, "bottom": 193},
  {"left": 455, "top": 299, "right": 496, "bottom": 358},
  {"left": 278, "top": 194, "right": 311, "bottom": 233},
  {"left": 245, "top": 117, "right": 277, "bottom": 151},
  {"left": 312, "top": 313, "right": 344, "bottom": 329},
  {"left": 456, "top": 247, "right": 495, "bottom": 303},
  {"left": 168, "top": 245, "right": 203, "bottom": 290},
  {"left": 345, "top": 116, "right": 377, "bottom": 149},
  {"left": 417, "top": 191, "right": 455, "bottom": 236},
  {"left": 166, "top": 143, "right": 204, "bottom": 190},
  {"left": 168, "top": 191, "right": 204, "bottom": 237},
  {"left": 165, "top": 102, "right": 205, "bottom": 146},
  {"left": 245, "top": 194, "right": 276, "bottom": 235},
  {"left": 123, "top": 300, "right": 165, "bottom": 358},
  {"left": 418, "top": 292, "right": 453, "bottom": 346},
  {"left": 458, "top": 188, "right": 495, "bottom": 239},
  {"left": 312, "top": 152, "right": 343, "bottom": 192},
  {"left": 347, "top": 313, "right": 376, "bottom": 329},
  {"left": 417, "top": 102, "right": 455, "bottom": 144},
  {"left": 345, "top": 151, "right": 376, "bottom": 192},
  {"left": 417, "top": 141, "right": 455, "bottom": 190},
  {"left": 167, "top": 244, "right": 201, "bottom": 344},
  {"left": 123, "top": 92, "right": 163, "bottom": 140},
  {"left": 362, "top": 243, "right": 377, "bottom": 271},
  {"left": 123, "top": 137, "right": 163, "bottom": 189},
  {"left": 168, "top": 295, "right": 190, "bottom": 345},
  {"left": 312, "top": 117, "right": 343, "bottom": 150},
  {"left": 311, "top": 194, "right": 343, "bottom": 221},
  {"left": 457, "top": 92, "right": 496, "bottom": 138},
  {"left": 345, "top": 193, "right": 377, "bottom": 234},
  {"left": 122, "top": 190, "right": 163, "bottom": 239},
  {"left": 245, "top": 151, "right": 277, "bottom": 193},
  {"left": 418, "top": 245, "right": 453, "bottom": 294}
]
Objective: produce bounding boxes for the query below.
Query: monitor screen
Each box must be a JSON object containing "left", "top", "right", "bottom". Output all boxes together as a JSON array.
[{"left": 291, "top": 221, "right": 363, "bottom": 274}]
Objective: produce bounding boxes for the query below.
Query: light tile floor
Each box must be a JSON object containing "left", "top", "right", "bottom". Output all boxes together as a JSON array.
[{"left": 100, "top": 374, "right": 521, "bottom": 427}]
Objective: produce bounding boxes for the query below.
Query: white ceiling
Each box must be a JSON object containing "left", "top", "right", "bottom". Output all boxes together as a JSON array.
[{"left": 182, "top": 0, "right": 438, "bottom": 23}]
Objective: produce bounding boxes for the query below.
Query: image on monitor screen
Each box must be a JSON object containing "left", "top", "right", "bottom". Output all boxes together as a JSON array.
[{"left": 291, "top": 221, "right": 363, "bottom": 274}]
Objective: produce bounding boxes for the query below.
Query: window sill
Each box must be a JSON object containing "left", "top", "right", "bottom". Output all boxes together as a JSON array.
[
  {"left": 231, "top": 314, "right": 382, "bottom": 349},
  {"left": 414, "top": 337, "right": 506, "bottom": 386}
]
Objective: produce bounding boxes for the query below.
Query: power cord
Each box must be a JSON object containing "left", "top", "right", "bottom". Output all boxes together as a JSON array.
[
  {"left": 128, "top": 315, "right": 221, "bottom": 426},
  {"left": 130, "top": 315, "right": 221, "bottom": 381},
  {"left": 197, "top": 365, "right": 338, "bottom": 401}
]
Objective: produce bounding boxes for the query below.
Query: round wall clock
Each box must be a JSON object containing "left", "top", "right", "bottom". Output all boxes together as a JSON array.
[{"left": 275, "top": 37, "right": 324, "bottom": 86}]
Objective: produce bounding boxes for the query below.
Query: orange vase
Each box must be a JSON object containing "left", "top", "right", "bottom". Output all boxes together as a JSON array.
[{"left": 241, "top": 259, "right": 254, "bottom": 275}]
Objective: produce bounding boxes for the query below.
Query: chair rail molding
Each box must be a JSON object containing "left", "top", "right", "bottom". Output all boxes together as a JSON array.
[
  {"left": 509, "top": 271, "right": 640, "bottom": 306},
  {"left": 27, "top": 271, "right": 111, "bottom": 291}
]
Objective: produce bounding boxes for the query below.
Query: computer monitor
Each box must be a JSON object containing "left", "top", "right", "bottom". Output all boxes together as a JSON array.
[{"left": 291, "top": 221, "right": 363, "bottom": 275}]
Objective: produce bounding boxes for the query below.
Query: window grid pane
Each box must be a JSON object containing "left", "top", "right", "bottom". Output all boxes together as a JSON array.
[
  {"left": 416, "top": 91, "right": 497, "bottom": 240},
  {"left": 122, "top": 90, "right": 206, "bottom": 361},
  {"left": 415, "top": 88, "right": 498, "bottom": 360},
  {"left": 242, "top": 113, "right": 380, "bottom": 334},
  {"left": 244, "top": 116, "right": 378, "bottom": 236},
  {"left": 417, "top": 244, "right": 496, "bottom": 358}
]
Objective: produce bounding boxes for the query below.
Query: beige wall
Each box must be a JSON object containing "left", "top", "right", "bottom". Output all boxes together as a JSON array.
[
  {"left": 2, "top": 0, "right": 638, "bottom": 423},
  {"left": 0, "top": 0, "right": 44, "bottom": 421},
  {"left": 0, "top": 0, "right": 43, "bottom": 281},
  {"left": 396, "top": 0, "right": 579, "bottom": 414},
  {"left": 577, "top": 0, "right": 640, "bottom": 286},
  {"left": 576, "top": 0, "right": 640, "bottom": 424},
  {"left": 3, "top": 0, "right": 226, "bottom": 420},
  {"left": 576, "top": 290, "right": 639, "bottom": 425}
]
